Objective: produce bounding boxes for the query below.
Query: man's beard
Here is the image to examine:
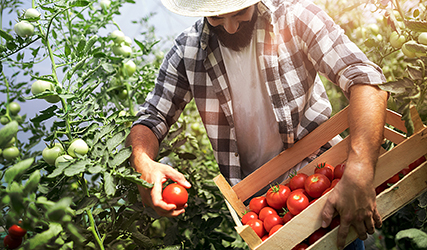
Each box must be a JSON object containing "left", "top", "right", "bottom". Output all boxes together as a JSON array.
[{"left": 207, "top": 10, "right": 258, "bottom": 51}]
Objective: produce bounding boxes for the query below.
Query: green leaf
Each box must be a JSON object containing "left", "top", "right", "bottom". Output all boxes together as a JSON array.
[
  {"left": 108, "top": 147, "right": 132, "bottom": 168},
  {"left": 104, "top": 171, "right": 116, "bottom": 196},
  {"left": 205, "top": 217, "right": 223, "bottom": 232},
  {"left": 396, "top": 228, "right": 427, "bottom": 249},
  {"left": 75, "top": 196, "right": 99, "bottom": 215},
  {"left": 68, "top": 0, "right": 90, "bottom": 7},
  {"left": 405, "top": 19, "right": 427, "bottom": 32},
  {"left": 76, "top": 37, "right": 86, "bottom": 53},
  {"left": 4, "top": 158, "right": 34, "bottom": 183},
  {"left": 406, "top": 65, "right": 424, "bottom": 81},
  {"left": 115, "top": 171, "right": 153, "bottom": 189},
  {"left": 87, "top": 164, "right": 103, "bottom": 174},
  {"left": 64, "top": 159, "right": 89, "bottom": 177},
  {"left": 0, "top": 29, "right": 14, "bottom": 41},
  {"left": 28, "top": 223, "right": 62, "bottom": 249},
  {"left": 379, "top": 78, "right": 415, "bottom": 94},
  {"left": 30, "top": 105, "right": 58, "bottom": 124},
  {"left": 24, "top": 170, "right": 41, "bottom": 195},
  {"left": 101, "top": 62, "right": 115, "bottom": 73},
  {"left": 106, "top": 130, "right": 127, "bottom": 152},
  {"left": 93, "top": 122, "right": 116, "bottom": 145}
]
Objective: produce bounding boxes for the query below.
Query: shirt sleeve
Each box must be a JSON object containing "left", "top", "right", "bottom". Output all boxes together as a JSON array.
[
  {"left": 291, "top": 0, "right": 386, "bottom": 97},
  {"left": 133, "top": 39, "right": 193, "bottom": 142}
]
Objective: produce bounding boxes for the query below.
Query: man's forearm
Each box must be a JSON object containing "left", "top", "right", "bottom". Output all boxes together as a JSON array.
[{"left": 126, "top": 124, "right": 160, "bottom": 171}]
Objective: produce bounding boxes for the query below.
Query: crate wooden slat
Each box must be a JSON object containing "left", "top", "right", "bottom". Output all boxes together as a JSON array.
[{"left": 214, "top": 106, "right": 426, "bottom": 250}]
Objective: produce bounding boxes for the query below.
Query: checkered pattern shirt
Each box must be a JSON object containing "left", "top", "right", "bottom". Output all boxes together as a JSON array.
[{"left": 134, "top": 0, "right": 386, "bottom": 186}]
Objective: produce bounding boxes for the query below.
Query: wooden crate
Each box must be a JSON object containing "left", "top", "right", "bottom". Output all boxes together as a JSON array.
[{"left": 213, "top": 106, "right": 427, "bottom": 250}]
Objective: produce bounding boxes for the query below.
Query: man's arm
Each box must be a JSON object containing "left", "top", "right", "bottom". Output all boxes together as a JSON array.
[
  {"left": 126, "top": 124, "right": 191, "bottom": 217},
  {"left": 321, "top": 84, "right": 388, "bottom": 249}
]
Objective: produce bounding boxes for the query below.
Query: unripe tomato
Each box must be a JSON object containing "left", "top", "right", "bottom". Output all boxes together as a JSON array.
[
  {"left": 389, "top": 31, "right": 406, "bottom": 49},
  {"left": 3, "top": 235, "right": 22, "bottom": 249},
  {"left": 418, "top": 32, "right": 427, "bottom": 45},
  {"left": 117, "top": 89, "right": 128, "bottom": 99},
  {"left": 122, "top": 60, "right": 136, "bottom": 77},
  {"left": 67, "top": 138, "right": 89, "bottom": 157},
  {"left": 8, "top": 224, "right": 27, "bottom": 238},
  {"left": 5, "top": 137, "right": 16, "bottom": 148},
  {"left": 31, "top": 80, "right": 60, "bottom": 103},
  {"left": 112, "top": 44, "right": 132, "bottom": 57},
  {"left": 401, "top": 41, "right": 417, "bottom": 58},
  {"left": 162, "top": 183, "right": 188, "bottom": 208},
  {"left": 124, "top": 36, "right": 132, "bottom": 46},
  {"left": 0, "top": 116, "right": 10, "bottom": 125},
  {"left": 42, "top": 143, "right": 64, "bottom": 166},
  {"left": 9, "top": 102, "right": 21, "bottom": 115},
  {"left": 24, "top": 8, "right": 41, "bottom": 20},
  {"left": 14, "top": 21, "right": 34, "bottom": 37},
  {"left": 55, "top": 154, "right": 73, "bottom": 167},
  {"left": 2, "top": 147, "right": 20, "bottom": 160},
  {"left": 100, "top": 0, "right": 111, "bottom": 10},
  {"left": 110, "top": 30, "right": 125, "bottom": 44}
]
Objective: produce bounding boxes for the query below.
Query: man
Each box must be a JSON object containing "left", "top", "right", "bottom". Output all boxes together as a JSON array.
[{"left": 126, "top": 0, "right": 388, "bottom": 249}]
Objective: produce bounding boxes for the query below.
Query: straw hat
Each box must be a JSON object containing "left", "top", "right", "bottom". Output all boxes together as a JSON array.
[{"left": 160, "top": 0, "right": 261, "bottom": 17}]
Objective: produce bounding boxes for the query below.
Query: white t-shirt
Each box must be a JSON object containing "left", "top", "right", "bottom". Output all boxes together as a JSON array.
[{"left": 219, "top": 35, "right": 284, "bottom": 179}]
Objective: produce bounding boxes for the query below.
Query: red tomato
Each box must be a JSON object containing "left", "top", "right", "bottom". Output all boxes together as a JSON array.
[
  {"left": 399, "top": 167, "right": 411, "bottom": 177},
  {"left": 308, "top": 228, "right": 329, "bottom": 245},
  {"left": 249, "top": 196, "right": 268, "bottom": 214},
  {"left": 8, "top": 224, "right": 27, "bottom": 238},
  {"left": 289, "top": 173, "right": 308, "bottom": 191},
  {"left": 322, "top": 187, "right": 333, "bottom": 196},
  {"left": 162, "top": 183, "right": 188, "bottom": 208},
  {"left": 304, "top": 174, "right": 331, "bottom": 198},
  {"left": 269, "top": 224, "right": 283, "bottom": 236},
  {"left": 287, "top": 191, "right": 309, "bottom": 215},
  {"left": 3, "top": 235, "right": 22, "bottom": 249},
  {"left": 375, "top": 182, "right": 388, "bottom": 195},
  {"left": 386, "top": 173, "right": 400, "bottom": 184},
  {"left": 258, "top": 207, "right": 277, "bottom": 221},
  {"left": 266, "top": 184, "right": 291, "bottom": 210},
  {"left": 291, "top": 243, "right": 309, "bottom": 250},
  {"left": 334, "top": 163, "right": 346, "bottom": 179},
  {"left": 330, "top": 178, "right": 340, "bottom": 188},
  {"left": 282, "top": 209, "right": 294, "bottom": 224},
  {"left": 330, "top": 216, "right": 340, "bottom": 230},
  {"left": 315, "top": 163, "right": 334, "bottom": 181},
  {"left": 261, "top": 235, "right": 269, "bottom": 241},
  {"left": 291, "top": 188, "right": 311, "bottom": 200},
  {"left": 408, "top": 156, "right": 426, "bottom": 170},
  {"left": 264, "top": 214, "right": 284, "bottom": 233},
  {"left": 241, "top": 211, "right": 258, "bottom": 225},
  {"left": 246, "top": 219, "right": 266, "bottom": 238}
]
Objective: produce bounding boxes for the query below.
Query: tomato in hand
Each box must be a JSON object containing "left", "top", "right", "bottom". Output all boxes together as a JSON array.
[
  {"left": 266, "top": 184, "right": 291, "bottom": 210},
  {"left": 315, "top": 163, "right": 334, "bottom": 181},
  {"left": 249, "top": 196, "right": 268, "bottom": 214},
  {"left": 8, "top": 224, "right": 27, "bottom": 238},
  {"left": 258, "top": 206, "right": 277, "bottom": 221},
  {"left": 287, "top": 191, "right": 309, "bottom": 215},
  {"left": 308, "top": 228, "right": 329, "bottom": 245},
  {"left": 264, "top": 214, "right": 284, "bottom": 233},
  {"left": 162, "top": 183, "right": 188, "bottom": 208},
  {"left": 304, "top": 173, "right": 331, "bottom": 198},
  {"left": 241, "top": 211, "right": 258, "bottom": 225},
  {"left": 334, "top": 163, "right": 346, "bottom": 179},
  {"left": 246, "top": 219, "right": 265, "bottom": 238},
  {"left": 3, "top": 235, "right": 22, "bottom": 249},
  {"left": 289, "top": 173, "right": 308, "bottom": 191}
]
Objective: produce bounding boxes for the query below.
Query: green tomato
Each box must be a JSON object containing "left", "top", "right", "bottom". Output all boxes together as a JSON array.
[
  {"left": 31, "top": 80, "right": 60, "bottom": 103},
  {"left": 122, "top": 60, "right": 136, "bottom": 77},
  {"left": 67, "top": 139, "right": 89, "bottom": 157},
  {"left": 390, "top": 31, "right": 406, "bottom": 49},
  {"left": 5, "top": 137, "right": 16, "bottom": 148},
  {"left": 43, "top": 143, "right": 64, "bottom": 166},
  {"left": 14, "top": 21, "right": 34, "bottom": 37},
  {"left": 402, "top": 41, "right": 417, "bottom": 58},
  {"left": 2, "top": 146, "right": 19, "bottom": 160},
  {"left": 112, "top": 44, "right": 132, "bottom": 57},
  {"left": 0, "top": 116, "right": 10, "bottom": 125},
  {"left": 118, "top": 89, "right": 128, "bottom": 99},
  {"left": 124, "top": 36, "right": 132, "bottom": 46},
  {"left": 418, "top": 32, "right": 427, "bottom": 45},
  {"left": 368, "top": 23, "right": 380, "bottom": 35},
  {"left": 24, "top": 8, "right": 41, "bottom": 21},
  {"left": 110, "top": 30, "right": 125, "bottom": 44},
  {"left": 55, "top": 154, "right": 73, "bottom": 168},
  {"left": 9, "top": 102, "right": 21, "bottom": 115},
  {"left": 191, "top": 123, "right": 201, "bottom": 135},
  {"left": 100, "top": 0, "right": 111, "bottom": 10}
]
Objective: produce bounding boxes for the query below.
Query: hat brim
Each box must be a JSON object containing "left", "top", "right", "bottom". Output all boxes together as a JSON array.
[{"left": 161, "top": 0, "right": 261, "bottom": 17}]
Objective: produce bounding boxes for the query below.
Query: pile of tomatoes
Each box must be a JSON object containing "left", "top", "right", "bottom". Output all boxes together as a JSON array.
[
  {"left": 3, "top": 224, "right": 26, "bottom": 249},
  {"left": 240, "top": 156, "right": 426, "bottom": 248}
]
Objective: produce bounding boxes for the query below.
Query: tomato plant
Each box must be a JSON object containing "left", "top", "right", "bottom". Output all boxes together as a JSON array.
[
  {"left": 304, "top": 173, "right": 331, "bottom": 198},
  {"left": 162, "top": 183, "right": 188, "bottom": 208}
]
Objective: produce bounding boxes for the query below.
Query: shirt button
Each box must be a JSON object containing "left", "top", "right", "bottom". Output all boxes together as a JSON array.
[{"left": 234, "top": 152, "right": 239, "bottom": 157}]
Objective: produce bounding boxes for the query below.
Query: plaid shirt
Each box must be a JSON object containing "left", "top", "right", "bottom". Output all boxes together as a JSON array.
[{"left": 135, "top": 0, "right": 386, "bottom": 186}]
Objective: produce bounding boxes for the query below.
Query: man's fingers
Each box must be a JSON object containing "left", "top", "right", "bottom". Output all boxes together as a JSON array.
[
  {"left": 321, "top": 197, "right": 336, "bottom": 228},
  {"left": 165, "top": 166, "right": 192, "bottom": 189},
  {"left": 373, "top": 208, "right": 382, "bottom": 228},
  {"left": 337, "top": 220, "right": 350, "bottom": 249}
]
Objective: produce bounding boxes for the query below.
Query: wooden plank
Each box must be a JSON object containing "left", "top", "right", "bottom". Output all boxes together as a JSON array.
[
  {"left": 233, "top": 107, "right": 349, "bottom": 202},
  {"left": 386, "top": 109, "right": 407, "bottom": 133},
  {"left": 410, "top": 105, "right": 425, "bottom": 133},
  {"left": 235, "top": 225, "right": 262, "bottom": 250},
  {"left": 213, "top": 174, "right": 247, "bottom": 217},
  {"left": 307, "top": 161, "right": 427, "bottom": 250},
  {"left": 383, "top": 126, "right": 406, "bottom": 145}
]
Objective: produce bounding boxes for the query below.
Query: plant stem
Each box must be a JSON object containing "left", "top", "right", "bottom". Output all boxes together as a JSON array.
[
  {"left": 87, "top": 209, "right": 105, "bottom": 250},
  {"left": 1, "top": 71, "right": 11, "bottom": 120}
]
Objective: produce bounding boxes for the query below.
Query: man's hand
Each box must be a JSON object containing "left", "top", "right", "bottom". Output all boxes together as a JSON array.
[
  {"left": 126, "top": 124, "right": 191, "bottom": 217},
  {"left": 321, "top": 160, "right": 382, "bottom": 249}
]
